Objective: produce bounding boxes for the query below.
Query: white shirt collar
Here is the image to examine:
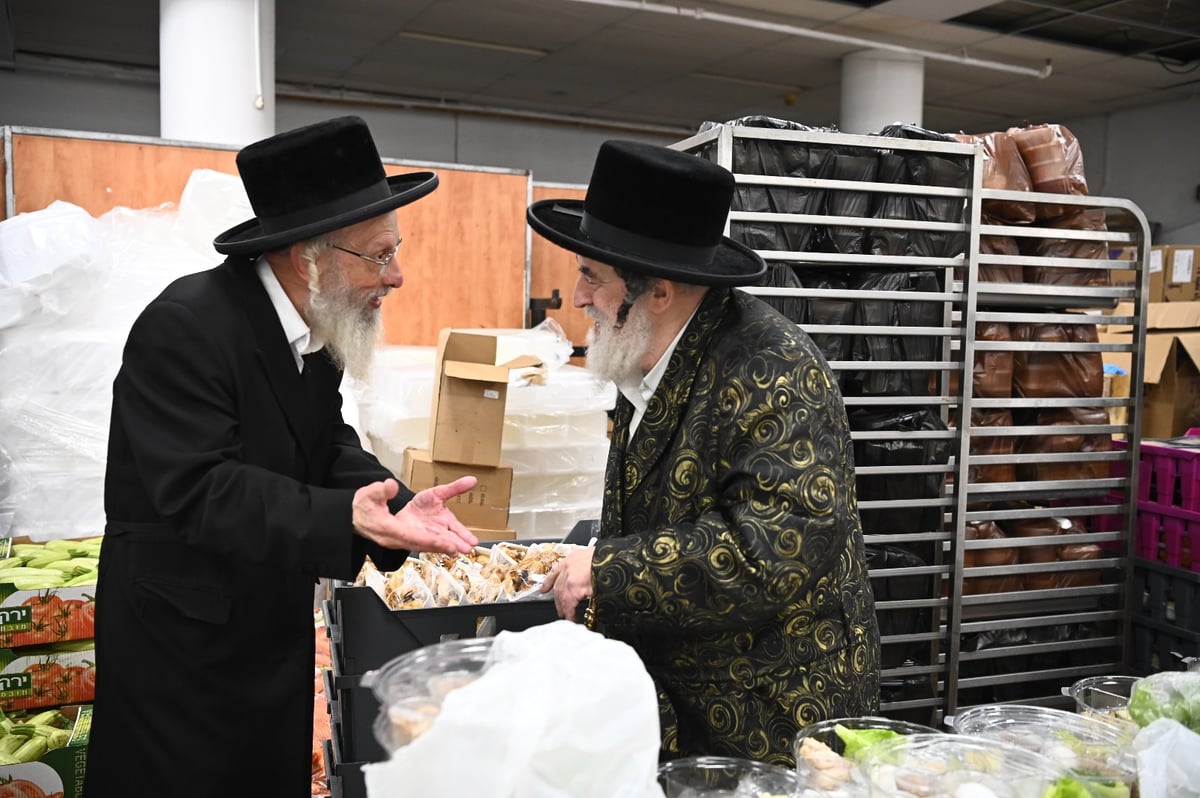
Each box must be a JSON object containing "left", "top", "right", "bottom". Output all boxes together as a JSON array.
[{"left": 255, "top": 257, "right": 324, "bottom": 372}]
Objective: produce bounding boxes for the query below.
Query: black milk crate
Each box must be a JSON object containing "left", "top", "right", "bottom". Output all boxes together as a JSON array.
[
  {"left": 323, "top": 666, "right": 388, "bottom": 765},
  {"left": 1133, "top": 557, "right": 1200, "bottom": 632},
  {"left": 331, "top": 583, "right": 560, "bottom": 676},
  {"left": 1132, "top": 615, "right": 1200, "bottom": 675},
  {"left": 331, "top": 670, "right": 388, "bottom": 764},
  {"left": 324, "top": 733, "right": 366, "bottom": 798}
]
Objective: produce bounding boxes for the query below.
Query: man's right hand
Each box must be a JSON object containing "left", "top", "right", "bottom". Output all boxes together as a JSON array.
[{"left": 352, "top": 477, "right": 478, "bottom": 555}]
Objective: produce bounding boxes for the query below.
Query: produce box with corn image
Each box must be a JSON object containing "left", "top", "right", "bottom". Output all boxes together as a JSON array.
[
  {"left": 0, "top": 704, "right": 91, "bottom": 798},
  {"left": 0, "top": 539, "right": 99, "bottom": 649}
]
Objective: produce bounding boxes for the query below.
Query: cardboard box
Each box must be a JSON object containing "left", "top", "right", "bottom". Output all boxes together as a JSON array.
[
  {"left": 1102, "top": 301, "right": 1200, "bottom": 440},
  {"left": 429, "top": 330, "right": 541, "bottom": 466},
  {"left": 0, "top": 705, "right": 90, "bottom": 798},
  {"left": 0, "top": 538, "right": 99, "bottom": 647},
  {"left": 1108, "top": 245, "right": 1161, "bottom": 302},
  {"left": 1153, "top": 245, "right": 1200, "bottom": 302},
  {"left": 0, "top": 640, "right": 95, "bottom": 711},
  {"left": 468, "top": 527, "right": 517, "bottom": 541},
  {"left": 400, "top": 447, "right": 512, "bottom": 530}
]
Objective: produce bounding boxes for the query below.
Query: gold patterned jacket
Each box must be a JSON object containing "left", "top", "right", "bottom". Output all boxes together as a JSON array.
[{"left": 590, "top": 287, "right": 881, "bottom": 767}]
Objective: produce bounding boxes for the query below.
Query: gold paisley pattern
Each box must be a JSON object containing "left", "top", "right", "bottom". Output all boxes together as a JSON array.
[{"left": 592, "top": 288, "right": 881, "bottom": 768}]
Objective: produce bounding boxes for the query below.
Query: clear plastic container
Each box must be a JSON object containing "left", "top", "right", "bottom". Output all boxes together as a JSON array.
[
  {"left": 658, "top": 756, "right": 803, "bottom": 798},
  {"left": 856, "top": 733, "right": 1065, "bottom": 798},
  {"left": 948, "top": 704, "right": 1137, "bottom": 797},
  {"left": 792, "top": 716, "right": 940, "bottom": 797},
  {"left": 1066, "top": 675, "right": 1141, "bottom": 726},
  {"left": 364, "top": 637, "right": 496, "bottom": 753}
]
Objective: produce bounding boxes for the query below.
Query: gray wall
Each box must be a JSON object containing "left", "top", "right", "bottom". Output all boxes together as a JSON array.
[
  {"left": 3, "top": 67, "right": 1199, "bottom": 243},
  {"left": 1064, "top": 96, "right": 1200, "bottom": 244},
  {"left": 0, "top": 70, "right": 675, "bottom": 186}
]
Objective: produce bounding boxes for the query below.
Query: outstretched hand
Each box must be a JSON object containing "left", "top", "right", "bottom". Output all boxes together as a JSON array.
[{"left": 353, "top": 477, "right": 479, "bottom": 554}]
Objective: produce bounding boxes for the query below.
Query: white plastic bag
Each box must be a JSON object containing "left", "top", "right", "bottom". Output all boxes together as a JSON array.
[
  {"left": 1133, "top": 717, "right": 1200, "bottom": 798},
  {"left": 362, "top": 620, "right": 665, "bottom": 798}
]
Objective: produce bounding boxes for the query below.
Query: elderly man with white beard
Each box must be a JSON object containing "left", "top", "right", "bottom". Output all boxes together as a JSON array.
[
  {"left": 534, "top": 140, "right": 881, "bottom": 768},
  {"left": 85, "top": 116, "right": 479, "bottom": 798}
]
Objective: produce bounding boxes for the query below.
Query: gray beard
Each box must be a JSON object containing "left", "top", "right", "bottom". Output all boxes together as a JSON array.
[
  {"left": 584, "top": 301, "right": 652, "bottom": 386},
  {"left": 305, "top": 264, "right": 382, "bottom": 382}
]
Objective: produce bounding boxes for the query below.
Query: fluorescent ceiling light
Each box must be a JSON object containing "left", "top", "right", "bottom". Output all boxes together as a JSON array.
[
  {"left": 397, "top": 31, "right": 550, "bottom": 58},
  {"left": 693, "top": 72, "right": 806, "bottom": 91}
]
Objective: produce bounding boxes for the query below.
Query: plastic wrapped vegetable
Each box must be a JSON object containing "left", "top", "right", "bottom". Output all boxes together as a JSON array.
[{"left": 1127, "top": 671, "right": 1200, "bottom": 732}]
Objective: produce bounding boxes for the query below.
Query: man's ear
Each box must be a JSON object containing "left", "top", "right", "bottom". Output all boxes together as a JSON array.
[
  {"left": 646, "top": 278, "right": 673, "bottom": 314},
  {"left": 288, "top": 243, "right": 309, "bottom": 279}
]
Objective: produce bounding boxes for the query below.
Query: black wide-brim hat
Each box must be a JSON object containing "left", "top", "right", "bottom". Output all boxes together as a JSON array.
[
  {"left": 527, "top": 140, "right": 765, "bottom": 287},
  {"left": 214, "top": 115, "right": 438, "bottom": 256}
]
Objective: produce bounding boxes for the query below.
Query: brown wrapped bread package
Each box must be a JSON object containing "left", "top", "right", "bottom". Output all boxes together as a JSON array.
[
  {"left": 1004, "top": 515, "right": 1102, "bottom": 589},
  {"left": 973, "top": 321, "right": 1014, "bottom": 397},
  {"left": 1016, "top": 406, "right": 1113, "bottom": 482},
  {"left": 948, "top": 321, "right": 1014, "bottom": 398},
  {"left": 968, "top": 409, "right": 1017, "bottom": 485},
  {"left": 1007, "top": 123, "right": 1088, "bottom": 219},
  {"left": 1011, "top": 322, "right": 1104, "bottom": 398},
  {"left": 977, "top": 235, "right": 1025, "bottom": 283},
  {"left": 1020, "top": 207, "right": 1109, "bottom": 286},
  {"left": 964, "top": 520, "right": 1022, "bottom": 594},
  {"left": 954, "top": 131, "right": 1035, "bottom": 224}
]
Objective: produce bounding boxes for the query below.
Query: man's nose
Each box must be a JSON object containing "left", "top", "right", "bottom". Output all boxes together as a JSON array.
[{"left": 382, "top": 260, "right": 404, "bottom": 289}]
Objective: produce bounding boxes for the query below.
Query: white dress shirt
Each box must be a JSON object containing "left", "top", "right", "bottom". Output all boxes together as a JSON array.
[{"left": 255, "top": 257, "right": 325, "bottom": 373}]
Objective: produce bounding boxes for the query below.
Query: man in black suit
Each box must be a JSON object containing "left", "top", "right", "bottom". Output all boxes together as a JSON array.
[{"left": 83, "top": 116, "right": 478, "bottom": 797}]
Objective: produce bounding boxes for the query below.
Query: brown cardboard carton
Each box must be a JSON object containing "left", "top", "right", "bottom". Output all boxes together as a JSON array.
[
  {"left": 400, "top": 447, "right": 512, "bottom": 530},
  {"left": 467, "top": 527, "right": 517, "bottom": 541},
  {"left": 1145, "top": 246, "right": 1167, "bottom": 302},
  {"left": 429, "top": 330, "right": 541, "bottom": 466},
  {"left": 1101, "top": 300, "right": 1200, "bottom": 439},
  {"left": 1158, "top": 245, "right": 1200, "bottom": 302},
  {"left": 1108, "top": 245, "right": 1160, "bottom": 302}
]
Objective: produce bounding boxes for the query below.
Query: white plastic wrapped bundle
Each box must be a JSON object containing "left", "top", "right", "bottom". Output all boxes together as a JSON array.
[
  {"left": 0, "top": 201, "right": 111, "bottom": 330},
  {"left": 0, "top": 170, "right": 244, "bottom": 539},
  {"left": 363, "top": 620, "right": 665, "bottom": 798}
]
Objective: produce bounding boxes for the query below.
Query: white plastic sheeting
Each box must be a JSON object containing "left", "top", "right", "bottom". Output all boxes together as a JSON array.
[{"left": 0, "top": 170, "right": 252, "bottom": 539}]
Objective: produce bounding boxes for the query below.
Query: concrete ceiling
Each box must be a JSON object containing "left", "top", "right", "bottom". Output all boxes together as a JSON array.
[{"left": 6, "top": 0, "right": 1200, "bottom": 137}]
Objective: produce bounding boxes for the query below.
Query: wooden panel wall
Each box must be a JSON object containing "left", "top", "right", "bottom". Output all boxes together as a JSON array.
[
  {"left": 8, "top": 134, "right": 238, "bottom": 218},
  {"left": 529, "top": 183, "right": 590, "bottom": 350},
  {"left": 3, "top": 130, "right": 528, "bottom": 346},
  {"left": 381, "top": 164, "right": 527, "bottom": 344}
]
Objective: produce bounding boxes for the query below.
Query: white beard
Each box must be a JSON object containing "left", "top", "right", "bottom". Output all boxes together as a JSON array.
[
  {"left": 584, "top": 299, "right": 653, "bottom": 386},
  {"left": 305, "top": 260, "right": 383, "bottom": 382}
]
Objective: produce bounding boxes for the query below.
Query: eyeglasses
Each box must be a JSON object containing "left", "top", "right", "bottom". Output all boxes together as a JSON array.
[{"left": 330, "top": 238, "right": 403, "bottom": 274}]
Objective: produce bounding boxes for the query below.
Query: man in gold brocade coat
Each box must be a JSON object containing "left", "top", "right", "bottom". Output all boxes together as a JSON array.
[{"left": 532, "top": 140, "right": 881, "bottom": 767}]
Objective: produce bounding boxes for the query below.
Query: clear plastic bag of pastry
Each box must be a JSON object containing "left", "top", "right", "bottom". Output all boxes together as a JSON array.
[{"left": 383, "top": 565, "right": 434, "bottom": 610}]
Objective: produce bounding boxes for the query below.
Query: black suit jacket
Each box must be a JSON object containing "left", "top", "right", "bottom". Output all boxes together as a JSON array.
[{"left": 84, "top": 258, "right": 409, "bottom": 797}]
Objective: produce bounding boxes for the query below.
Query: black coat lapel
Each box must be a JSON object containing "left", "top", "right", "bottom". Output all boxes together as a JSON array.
[
  {"left": 223, "top": 260, "right": 318, "bottom": 464},
  {"left": 623, "top": 288, "right": 732, "bottom": 500}
]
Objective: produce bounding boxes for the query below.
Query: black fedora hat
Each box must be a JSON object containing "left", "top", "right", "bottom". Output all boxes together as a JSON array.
[
  {"left": 213, "top": 115, "right": 438, "bottom": 256},
  {"left": 526, "top": 140, "right": 765, "bottom": 287}
]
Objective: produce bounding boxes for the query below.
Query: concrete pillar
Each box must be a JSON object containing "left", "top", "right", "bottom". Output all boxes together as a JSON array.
[
  {"left": 159, "top": 0, "right": 274, "bottom": 146},
  {"left": 840, "top": 49, "right": 924, "bottom": 135}
]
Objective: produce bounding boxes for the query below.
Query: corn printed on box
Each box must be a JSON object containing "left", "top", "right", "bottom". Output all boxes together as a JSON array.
[
  {"left": 0, "top": 705, "right": 91, "bottom": 798},
  {"left": 0, "top": 539, "right": 99, "bottom": 648}
]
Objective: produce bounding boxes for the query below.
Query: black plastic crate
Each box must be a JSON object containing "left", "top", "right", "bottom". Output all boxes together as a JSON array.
[
  {"left": 331, "top": 583, "right": 560, "bottom": 675},
  {"left": 1132, "top": 616, "right": 1200, "bottom": 675},
  {"left": 324, "top": 733, "right": 366, "bottom": 798},
  {"left": 1134, "top": 557, "right": 1200, "bottom": 632}
]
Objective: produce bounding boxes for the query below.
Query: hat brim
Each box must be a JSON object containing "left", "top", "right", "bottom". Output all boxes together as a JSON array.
[
  {"left": 527, "top": 199, "right": 766, "bottom": 287},
  {"left": 213, "top": 172, "right": 439, "bottom": 256}
]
